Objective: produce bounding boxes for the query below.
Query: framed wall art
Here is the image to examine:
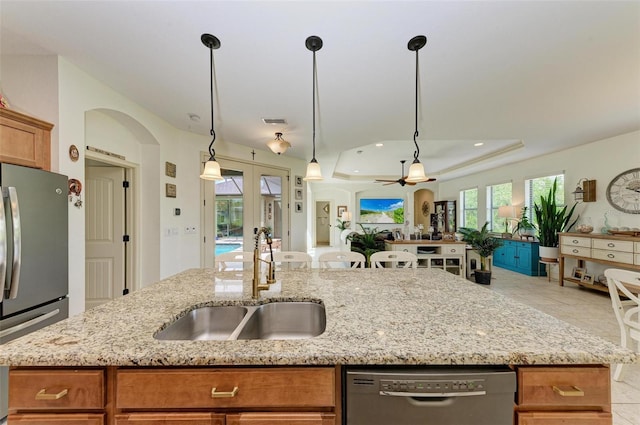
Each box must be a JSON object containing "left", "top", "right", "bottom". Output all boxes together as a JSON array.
[
  {"left": 295, "top": 189, "right": 303, "bottom": 200},
  {"left": 295, "top": 202, "right": 303, "bottom": 213},
  {"left": 295, "top": 175, "right": 303, "bottom": 187}
]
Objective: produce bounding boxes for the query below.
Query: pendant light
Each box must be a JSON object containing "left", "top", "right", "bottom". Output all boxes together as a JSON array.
[
  {"left": 303, "top": 35, "right": 323, "bottom": 181},
  {"left": 199, "top": 33, "right": 224, "bottom": 181},
  {"left": 267, "top": 132, "right": 291, "bottom": 155},
  {"left": 405, "top": 35, "right": 430, "bottom": 183}
]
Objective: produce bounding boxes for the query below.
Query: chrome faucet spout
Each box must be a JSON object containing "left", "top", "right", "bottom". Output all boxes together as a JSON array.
[{"left": 253, "top": 227, "right": 276, "bottom": 298}]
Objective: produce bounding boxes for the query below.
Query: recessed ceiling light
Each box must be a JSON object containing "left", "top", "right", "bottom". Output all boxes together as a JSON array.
[
  {"left": 354, "top": 170, "right": 360, "bottom": 173},
  {"left": 474, "top": 142, "right": 484, "bottom": 147},
  {"left": 375, "top": 143, "right": 384, "bottom": 147}
]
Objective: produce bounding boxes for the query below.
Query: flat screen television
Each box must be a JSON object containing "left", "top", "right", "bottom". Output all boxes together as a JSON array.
[{"left": 359, "top": 198, "right": 404, "bottom": 224}]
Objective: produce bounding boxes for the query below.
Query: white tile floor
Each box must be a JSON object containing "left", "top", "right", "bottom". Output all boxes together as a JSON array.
[{"left": 309, "top": 246, "right": 640, "bottom": 424}]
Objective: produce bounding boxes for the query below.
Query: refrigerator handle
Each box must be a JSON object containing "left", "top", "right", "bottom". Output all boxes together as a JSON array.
[
  {"left": 0, "top": 187, "right": 6, "bottom": 302},
  {"left": 0, "top": 309, "right": 60, "bottom": 339},
  {"left": 7, "top": 187, "right": 21, "bottom": 299}
]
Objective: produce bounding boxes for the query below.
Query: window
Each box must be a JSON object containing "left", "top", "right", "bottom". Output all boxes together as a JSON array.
[
  {"left": 460, "top": 188, "right": 478, "bottom": 229},
  {"left": 525, "top": 174, "right": 565, "bottom": 226},
  {"left": 486, "top": 182, "right": 512, "bottom": 231}
]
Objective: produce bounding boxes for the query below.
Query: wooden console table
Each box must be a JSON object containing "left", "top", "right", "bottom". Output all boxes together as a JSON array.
[{"left": 558, "top": 232, "right": 640, "bottom": 293}]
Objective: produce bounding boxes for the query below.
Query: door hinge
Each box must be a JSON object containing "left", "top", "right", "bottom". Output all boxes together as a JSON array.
[
  {"left": 123, "top": 180, "right": 130, "bottom": 188},
  {"left": 123, "top": 235, "right": 130, "bottom": 242}
]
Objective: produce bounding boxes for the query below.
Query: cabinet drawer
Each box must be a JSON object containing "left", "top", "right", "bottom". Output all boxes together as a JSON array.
[
  {"left": 635, "top": 242, "right": 640, "bottom": 253},
  {"left": 592, "top": 239, "right": 633, "bottom": 253},
  {"left": 592, "top": 249, "right": 634, "bottom": 265},
  {"left": 561, "top": 245, "right": 591, "bottom": 258},
  {"left": 517, "top": 411, "right": 612, "bottom": 425},
  {"left": 560, "top": 236, "right": 591, "bottom": 248},
  {"left": 116, "top": 367, "right": 335, "bottom": 409},
  {"left": 115, "top": 413, "right": 225, "bottom": 425},
  {"left": 226, "top": 412, "right": 336, "bottom": 424},
  {"left": 517, "top": 366, "right": 610, "bottom": 410},
  {"left": 9, "top": 369, "right": 105, "bottom": 410},
  {"left": 636, "top": 253, "right": 640, "bottom": 266},
  {"left": 442, "top": 245, "right": 463, "bottom": 255},
  {"left": 7, "top": 413, "right": 105, "bottom": 424}
]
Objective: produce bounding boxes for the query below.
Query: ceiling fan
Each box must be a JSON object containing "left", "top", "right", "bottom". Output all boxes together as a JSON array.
[{"left": 375, "top": 160, "right": 436, "bottom": 186}]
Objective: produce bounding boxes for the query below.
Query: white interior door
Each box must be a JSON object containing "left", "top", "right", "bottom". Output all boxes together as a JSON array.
[
  {"left": 315, "top": 201, "right": 331, "bottom": 246},
  {"left": 85, "top": 166, "right": 125, "bottom": 309}
]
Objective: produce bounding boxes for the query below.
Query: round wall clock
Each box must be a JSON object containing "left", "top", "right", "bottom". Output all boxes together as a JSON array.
[{"left": 606, "top": 168, "right": 640, "bottom": 214}]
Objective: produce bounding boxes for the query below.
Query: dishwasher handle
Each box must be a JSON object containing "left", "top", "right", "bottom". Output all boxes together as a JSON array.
[{"left": 380, "top": 390, "right": 486, "bottom": 398}]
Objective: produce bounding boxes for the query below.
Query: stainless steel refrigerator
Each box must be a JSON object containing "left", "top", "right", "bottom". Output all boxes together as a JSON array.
[{"left": 0, "top": 163, "right": 69, "bottom": 419}]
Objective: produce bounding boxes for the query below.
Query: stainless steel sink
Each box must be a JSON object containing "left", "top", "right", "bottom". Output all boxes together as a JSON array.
[
  {"left": 236, "top": 302, "right": 326, "bottom": 340},
  {"left": 154, "top": 302, "right": 325, "bottom": 341},
  {"left": 155, "top": 306, "right": 248, "bottom": 340}
]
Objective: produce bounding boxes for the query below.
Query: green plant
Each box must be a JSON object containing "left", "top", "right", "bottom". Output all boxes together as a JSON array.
[
  {"left": 513, "top": 206, "right": 536, "bottom": 236},
  {"left": 458, "top": 222, "right": 503, "bottom": 270},
  {"left": 347, "top": 224, "right": 386, "bottom": 266},
  {"left": 533, "top": 178, "right": 579, "bottom": 247},
  {"left": 335, "top": 219, "right": 350, "bottom": 231}
]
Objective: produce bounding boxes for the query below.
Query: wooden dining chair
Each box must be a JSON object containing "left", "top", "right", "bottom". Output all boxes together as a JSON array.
[
  {"left": 604, "top": 268, "right": 640, "bottom": 381},
  {"left": 369, "top": 251, "right": 417, "bottom": 269},
  {"left": 318, "top": 251, "right": 366, "bottom": 269}
]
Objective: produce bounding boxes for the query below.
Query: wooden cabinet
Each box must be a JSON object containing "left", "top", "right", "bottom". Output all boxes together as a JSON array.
[
  {"left": 116, "top": 367, "right": 335, "bottom": 410},
  {"left": 493, "top": 239, "right": 546, "bottom": 276},
  {"left": 115, "top": 413, "right": 225, "bottom": 424},
  {"left": 8, "top": 368, "right": 106, "bottom": 425},
  {"left": 432, "top": 201, "right": 456, "bottom": 233},
  {"left": 385, "top": 241, "right": 466, "bottom": 275},
  {"left": 226, "top": 413, "right": 336, "bottom": 424},
  {"left": 558, "top": 232, "right": 640, "bottom": 292},
  {"left": 0, "top": 108, "right": 53, "bottom": 170},
  {"left": 515, "top": 365, "right": 611, "bottom": 425}
]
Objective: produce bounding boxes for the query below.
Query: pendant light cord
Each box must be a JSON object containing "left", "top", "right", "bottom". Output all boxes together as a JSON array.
[
  {"left": 208, "top": 46, "right": 216, "bottom": 159},
  {"left": 413, "top": 47, "right": 420, "bottom": 161},
  {"left": 311, "top": 49, "right": 317, "bottom": 162}
]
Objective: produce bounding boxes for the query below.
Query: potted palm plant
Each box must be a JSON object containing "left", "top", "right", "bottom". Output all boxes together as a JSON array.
[
  {"left": 458, "top": 222, "right": 503, "bottom": 284},
  {"left": 347, "top": 224, "right": 386, "bottom": 267},
  {"left": 533, "top": 178, "right": 579, "bottom": 262}
]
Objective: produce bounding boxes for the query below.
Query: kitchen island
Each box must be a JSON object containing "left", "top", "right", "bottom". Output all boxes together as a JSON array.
[{"left": 1, "top": 268, "right": 636, "bottom": 424}]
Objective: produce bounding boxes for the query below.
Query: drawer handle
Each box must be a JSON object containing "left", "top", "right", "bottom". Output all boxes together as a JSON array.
[
  {"left": 211, "top": 386, "right": 239, "bottom": 398},
  {"left": 450, "top": 249, "right": 456, "bottom": 252},
  {"left": 35, "top": 388, "right": 68, "bottom": 400},
  {"left": 552, "top": 385, "right": 584, "bottom": 397},
  {"left": 572, "top": 239, "right": 579, "bottom": 244},
  {"left": 572, "top": 249, "right": 579, "bottom": 253},
  {"left": 608, "top": 253, "right": 615, "bottom": 258},
  {"left": 608, "top": 243, "right": 615, "bottom": 247}
]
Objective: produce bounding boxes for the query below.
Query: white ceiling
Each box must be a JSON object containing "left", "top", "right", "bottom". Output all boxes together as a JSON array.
[{"left": 2, "top": 1, "right": 639, "bottom": 183}]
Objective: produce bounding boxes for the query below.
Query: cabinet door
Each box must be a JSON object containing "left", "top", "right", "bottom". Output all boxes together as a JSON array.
[
  {"left": 0, "top": 109, "right": 52, "bottom": 170},
  {"left": 115, "top": 413, "right": 224, "bottom": 425},
  {"left": 226, "top": 412, "right": 335, "bottom": 425},
  {"left": 516, "top": 244, "right": 532, "bottom": 271},
  {"left": 7, "top": 413, "right": 104, "bottom": 424},
  {"left": 504, "top": 243, "right": 518, "bottom": 267},
  {"left": 493, "top": 245, "right": 508, "bottom": 267},
  {"left": 517, "top": 411, "right": 612, "bottom": 425}
]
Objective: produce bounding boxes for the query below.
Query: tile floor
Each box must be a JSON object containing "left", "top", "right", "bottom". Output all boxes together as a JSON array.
[{"left": 309, "top": 246, "right": 640, "bottom": 424}]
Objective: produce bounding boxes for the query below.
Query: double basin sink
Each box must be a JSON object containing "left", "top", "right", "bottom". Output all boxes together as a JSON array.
[{"left": 155, "top": 301, "right": 326, "bottom": 341}]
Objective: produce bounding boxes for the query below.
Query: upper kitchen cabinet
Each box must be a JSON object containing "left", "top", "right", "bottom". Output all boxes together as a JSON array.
[{"left": 0, "top": 108, "right": 53, "bottom": 171}]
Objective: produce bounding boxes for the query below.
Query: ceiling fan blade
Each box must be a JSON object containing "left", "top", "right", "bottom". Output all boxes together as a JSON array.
[
  {"left": 375, "top": 179, "right": 399, "bottom": 183},
  {"left": 383, "top": 182, "right": 397, "bottom": 186}
]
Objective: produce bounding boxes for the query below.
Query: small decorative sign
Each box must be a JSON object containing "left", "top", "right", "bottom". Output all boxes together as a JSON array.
[
  {"left": 165, "top": 162, "right": 176, "bottom": 178},
  {"left": 69, "top": 145, "right": 79, "bottom": 162},
  {"left": 86, "top": 145, "right": 125, "bottom": 160},
  {"left": 165, "top": 183, "right": 177, "bottom": 198}
]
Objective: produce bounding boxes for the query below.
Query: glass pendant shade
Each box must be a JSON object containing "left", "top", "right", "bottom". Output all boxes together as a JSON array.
[
  {"left": 267, "top": 133, "right": 291, "bottom": 155},
  {"left": 304, "top": 160, "right": 323, "bottom": 181},
  {"left": 200, "top": 159, "right": 223, "bottom": 180},
  {"left": 405, "top": 161, "right": 428, "bottom": 183}
]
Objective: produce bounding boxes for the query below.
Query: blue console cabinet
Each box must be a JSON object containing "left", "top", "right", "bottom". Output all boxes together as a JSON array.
[{"left": 493, "top": 239, "right": 546, "bottom": 276}]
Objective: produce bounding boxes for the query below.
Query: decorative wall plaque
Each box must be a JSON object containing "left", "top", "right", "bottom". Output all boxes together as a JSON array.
[
  {"left": 165, "top": 161, "right": 176, "bottom": 178},
  {"left": 165, "top": 183, "right": 177, "bottom": 198}
]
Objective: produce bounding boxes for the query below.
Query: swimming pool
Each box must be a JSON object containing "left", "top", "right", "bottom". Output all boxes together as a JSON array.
[{"left": 215, "top": 243, "right": 242, "bottom": 255}]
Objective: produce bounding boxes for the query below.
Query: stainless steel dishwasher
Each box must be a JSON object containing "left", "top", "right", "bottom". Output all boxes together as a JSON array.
[{"left": 344, "top": 366, "right": 516, "bottom": 425}]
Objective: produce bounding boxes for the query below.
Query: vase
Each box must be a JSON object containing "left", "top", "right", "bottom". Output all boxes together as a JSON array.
[{"left": 539, "top": 246, "right": 559, "bottom": 262}]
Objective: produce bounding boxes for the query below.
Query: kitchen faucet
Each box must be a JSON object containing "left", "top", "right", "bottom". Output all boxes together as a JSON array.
[{"left": 253, "top": 227, "right": 276, "bottom": 298}]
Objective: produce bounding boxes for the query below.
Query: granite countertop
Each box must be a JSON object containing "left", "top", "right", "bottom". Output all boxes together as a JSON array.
[{"left": 0, "top": 268, "right": 636, "bottom": 367}]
